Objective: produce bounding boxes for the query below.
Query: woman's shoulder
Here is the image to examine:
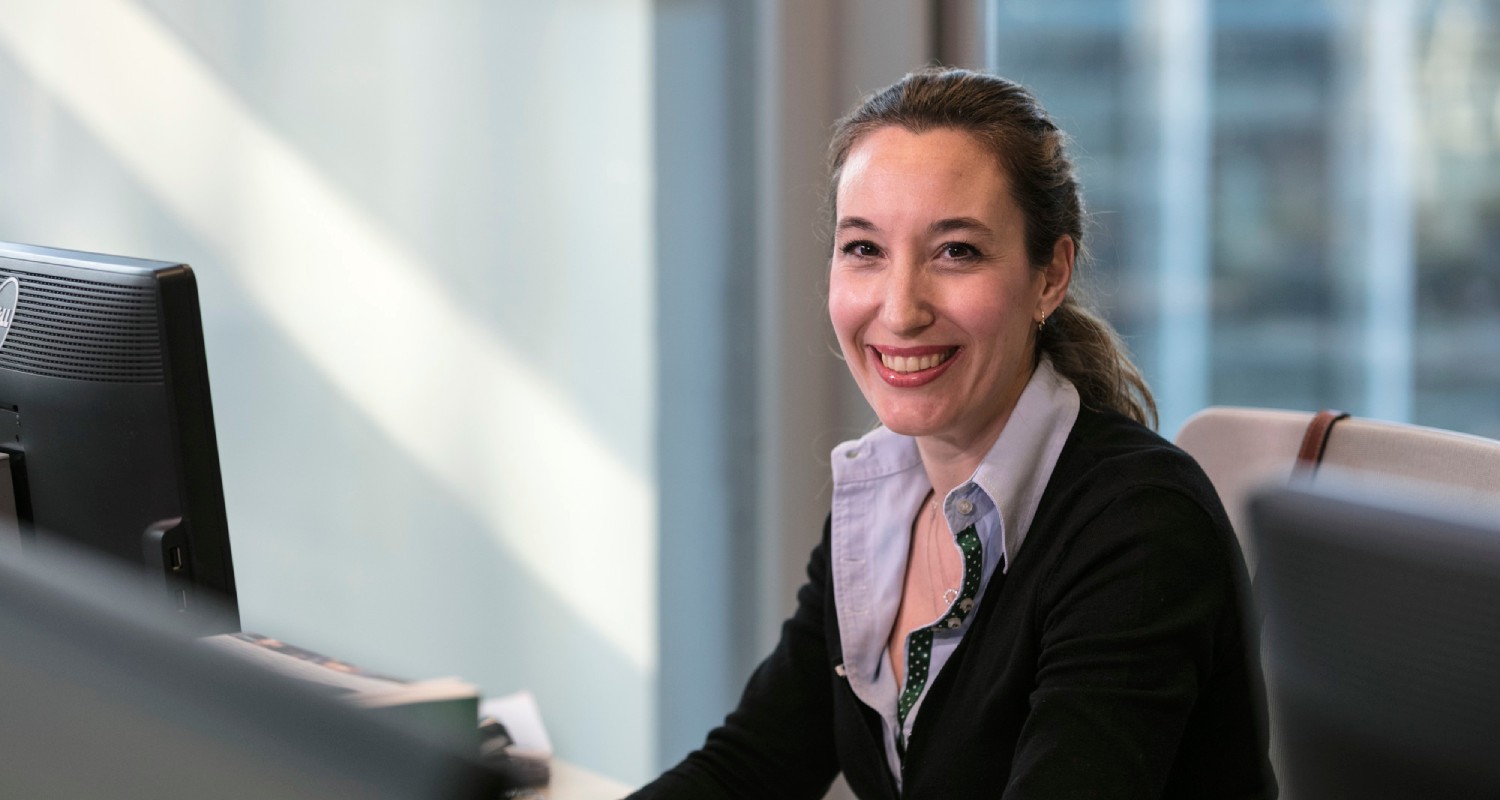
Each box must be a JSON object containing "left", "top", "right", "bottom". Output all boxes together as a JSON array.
[
  {"left": 1046, "top": 405, "right": 1233, "bottom": 536},
  {"left": 1058, "top": 406, "right": 1210, "bottom": 484},
  {"left": 1016, "top": 406, "right": 1247, "bottom": 591}
]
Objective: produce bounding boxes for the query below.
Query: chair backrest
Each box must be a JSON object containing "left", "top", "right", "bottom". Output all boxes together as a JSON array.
[
  {"left": 1175, "top": 406, "right": 1500, "bottom": 569},
  {"left": 1178, "top": 408, "right": 1500, "bottom": 797}
]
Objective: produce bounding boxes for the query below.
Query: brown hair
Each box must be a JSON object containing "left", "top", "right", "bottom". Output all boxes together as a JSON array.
[{"left": 828, "top": 67, "right": 1157, "bottom": 428}]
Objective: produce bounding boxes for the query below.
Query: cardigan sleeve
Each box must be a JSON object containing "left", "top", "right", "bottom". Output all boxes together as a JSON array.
[
  {"left": 626, "top": 521, "right": 841, "bottom": 800},
  {"left": 1002, "top": 483, "right": 1256, "bottom": 800}
]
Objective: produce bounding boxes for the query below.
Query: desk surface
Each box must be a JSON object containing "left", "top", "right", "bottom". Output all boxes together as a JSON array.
[{"left": 547, "top": 759, "right": 631, "bottom": 799}]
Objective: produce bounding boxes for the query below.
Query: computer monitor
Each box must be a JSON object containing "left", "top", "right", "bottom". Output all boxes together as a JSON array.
[
  {"left": 0, "top": 241, "right": 237, "bottom": 633},
  {"left": 0, "top": 539, "right": 507, "bottom": 799},
  {"left": 1249, "top": 476, "right": 1500, "bottom": 798}
]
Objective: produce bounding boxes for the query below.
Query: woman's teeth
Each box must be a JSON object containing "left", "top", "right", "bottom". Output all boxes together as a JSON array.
[{"left": 880, "top": 351, "right": 950, "bottom": 373}]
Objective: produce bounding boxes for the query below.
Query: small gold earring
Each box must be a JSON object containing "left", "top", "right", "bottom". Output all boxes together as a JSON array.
[{"left": 1036, "top": 315, "right": 1047, "bottom": 332}]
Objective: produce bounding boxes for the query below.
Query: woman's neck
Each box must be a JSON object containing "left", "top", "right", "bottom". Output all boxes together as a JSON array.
[
  {"left": 914, "top": 363, "right": 1034, "bottom": 499},
  {"left": 915, "top": 407, "right": 1014, "bottom": 501}
]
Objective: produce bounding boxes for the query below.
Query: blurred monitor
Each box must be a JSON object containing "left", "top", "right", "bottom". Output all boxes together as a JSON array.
[
  {"left": 0, "top": 241, "right": 236, "bottom": 633},
  {"left": 1250, "top": 477, "right": 1500, "bottom": 798},
  {"left": 0, "top": 543, "right": 506, "bottom": 800}
]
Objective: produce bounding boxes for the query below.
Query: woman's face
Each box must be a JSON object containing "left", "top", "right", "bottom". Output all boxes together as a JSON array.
[{"left": 829, "top": 126, "right": 1071, "bottom": 451}]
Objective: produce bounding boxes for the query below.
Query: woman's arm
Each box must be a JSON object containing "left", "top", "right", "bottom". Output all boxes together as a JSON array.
[
  {"left": 1003, "top": 484, "right": 1266, "bottom": 799},
  {"left": 627, "top": 521, "right": 842, "bottom": 800}
]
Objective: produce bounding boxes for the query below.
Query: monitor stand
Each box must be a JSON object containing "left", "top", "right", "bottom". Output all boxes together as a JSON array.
[
  {"left": 0, "top": 453, "right": 233, "bottom": 633},
  {"left": 0, "top": 453, "right": 19, "bottom": 557}
]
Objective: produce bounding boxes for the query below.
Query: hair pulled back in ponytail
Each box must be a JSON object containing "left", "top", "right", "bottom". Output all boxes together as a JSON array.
[{"left": 828, "top": 67, "right": 1157, "bottom": 428}]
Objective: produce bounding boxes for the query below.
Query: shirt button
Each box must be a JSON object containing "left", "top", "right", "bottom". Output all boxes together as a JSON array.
[
  {"left": 844, "top": 448, "right": 859, "bottom": 459},
  {"left": 956, "top": 499, "right": 974, "bottom": 516}
]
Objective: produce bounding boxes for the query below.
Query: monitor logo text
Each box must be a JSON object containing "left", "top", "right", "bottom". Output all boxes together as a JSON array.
[{"left": 0, "top": 277, "right": 19, "bottom": 349}]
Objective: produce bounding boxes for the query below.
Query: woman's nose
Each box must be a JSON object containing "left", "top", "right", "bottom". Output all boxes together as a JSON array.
[{"left": 880, "top": 264, "right": 933, "bottom": 334}]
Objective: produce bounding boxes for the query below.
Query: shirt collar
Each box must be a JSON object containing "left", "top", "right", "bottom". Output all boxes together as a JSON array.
[
  {"left": 970, "top": 357, "right": 1079, "bottom": 570},
  {"left": 831, "top": 357, "right": 1080, "bottom": 570}
]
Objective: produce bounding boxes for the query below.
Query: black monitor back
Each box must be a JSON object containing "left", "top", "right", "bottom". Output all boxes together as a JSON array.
[
  {"left": 0, "top": 545, "right": 506, "bottom": 799},
  {"left": 0, "top": 242, "right": 236, "bottom": 632},
  {"left": 1250, "top": 478, "right": 1500, "bottom": 798}
]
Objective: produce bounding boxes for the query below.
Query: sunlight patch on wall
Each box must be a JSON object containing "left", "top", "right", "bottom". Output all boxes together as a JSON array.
[{"left": 0, "top": 0, "right": 656, "bottom": 669}]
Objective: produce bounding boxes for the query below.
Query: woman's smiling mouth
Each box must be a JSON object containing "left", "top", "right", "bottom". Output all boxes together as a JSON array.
[
  {"left": 870, "top": 345, "right": 961, "bottom": 386},
  {"left": 880, "top": 350, "right": 952, "bottom": 373}
]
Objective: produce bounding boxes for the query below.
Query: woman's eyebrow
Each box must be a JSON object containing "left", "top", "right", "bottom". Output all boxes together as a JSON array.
[
  {"left": 835, "top": 216, "right": 878, "bottom": 234},
  {"left": 836, "top": 217, "right": 994, "bottom": 235},
  {"left": 929, "top": 217, "right": 993, "bottom": 236}
]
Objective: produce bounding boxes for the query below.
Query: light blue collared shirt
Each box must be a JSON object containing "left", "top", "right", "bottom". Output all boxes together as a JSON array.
[{"left": 828, "top": 358, "right": 1080, "bottom": 785}]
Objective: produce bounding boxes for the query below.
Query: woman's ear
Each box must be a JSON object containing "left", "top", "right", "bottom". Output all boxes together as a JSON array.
[{"left": 1036, "top": 235, "right": 1074, "bottom": 321}]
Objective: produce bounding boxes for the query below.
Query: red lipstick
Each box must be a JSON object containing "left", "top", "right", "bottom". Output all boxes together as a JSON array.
[{"left": 869, "top": 345, "right": 960, "bottom": 388}]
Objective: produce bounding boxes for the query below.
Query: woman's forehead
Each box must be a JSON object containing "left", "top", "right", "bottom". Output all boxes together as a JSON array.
[
  {"left": 836, "top": 127, "right": 1013, "bottom": 224},
  {"left": 843, "top": 126, "right": 996, "bottom": 172}
]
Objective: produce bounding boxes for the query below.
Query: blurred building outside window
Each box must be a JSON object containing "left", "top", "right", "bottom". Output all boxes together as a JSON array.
[{"left": 988, "top": 0, "right": 1500, "bottom": 439}]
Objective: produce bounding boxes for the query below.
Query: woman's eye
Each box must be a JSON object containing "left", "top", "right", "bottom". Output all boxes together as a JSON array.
[
  {"left": 841, "top": 241, "right": 881, "bottom": 258},
  {"left": 941, "top": 242, "right": 980, "bottom": 260}
]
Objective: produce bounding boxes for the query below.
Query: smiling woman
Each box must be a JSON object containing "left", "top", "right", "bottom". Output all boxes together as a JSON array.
[
  {"left": 829, "top": 125, "right": 1067, "bottom": 468},
  {"left": 631, "top": 68, "right": 1276, "bottom": 800}
]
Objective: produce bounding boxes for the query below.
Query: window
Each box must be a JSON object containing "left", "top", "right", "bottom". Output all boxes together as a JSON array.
[{"left": 989, "top": 0, "right": 1500, "bottom": 438}]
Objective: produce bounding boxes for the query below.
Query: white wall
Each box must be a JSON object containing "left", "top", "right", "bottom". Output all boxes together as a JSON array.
[{"left": 0, "top": 0, "right": 656, "bottom": 782}]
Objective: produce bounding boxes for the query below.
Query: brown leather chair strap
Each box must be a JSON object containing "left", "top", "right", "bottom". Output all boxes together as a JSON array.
[{"left": 1297, "top": 409, "right": 1351, "bottom": 470}]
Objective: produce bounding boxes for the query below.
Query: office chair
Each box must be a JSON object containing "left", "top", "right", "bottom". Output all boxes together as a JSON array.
[{"left": 1174, "top": 406, "right": 1500, "bottom": 571}]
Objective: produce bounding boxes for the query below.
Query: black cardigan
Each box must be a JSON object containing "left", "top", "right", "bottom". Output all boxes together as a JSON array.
[{"left": 631, "top": 408, "right": 1276, "bottom": 799}]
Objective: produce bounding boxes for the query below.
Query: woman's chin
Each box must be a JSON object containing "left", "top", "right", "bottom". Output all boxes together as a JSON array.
[{"left": 872, "top": 411, "right": 947, "bottom": 439}]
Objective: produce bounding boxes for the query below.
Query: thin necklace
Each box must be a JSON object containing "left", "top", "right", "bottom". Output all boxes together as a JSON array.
[{"left": 925, "top": 492, "right": 959, "bottom": 609}]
